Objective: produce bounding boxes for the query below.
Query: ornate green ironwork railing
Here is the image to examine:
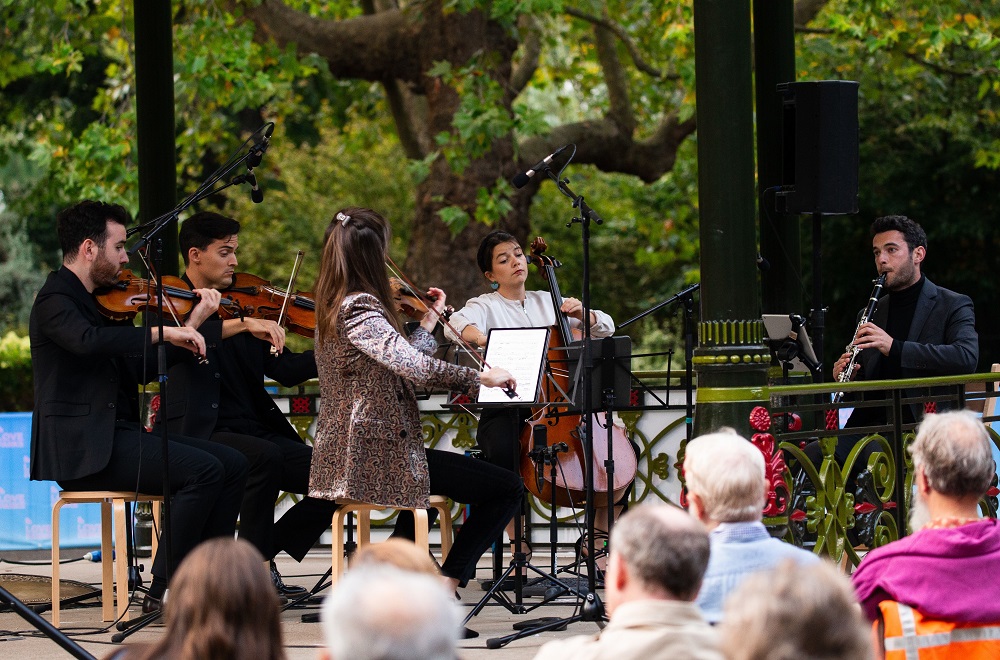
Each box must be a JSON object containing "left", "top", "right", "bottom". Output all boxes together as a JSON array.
[{"left": 760, "top": 372, "right": 1000, "bottom": 567}]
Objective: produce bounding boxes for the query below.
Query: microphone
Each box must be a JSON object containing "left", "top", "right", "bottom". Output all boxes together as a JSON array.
[
  {"left": 247, "top": 123, "right": 274, "bottom": 168},
  {"left": 246, "top": 171, "right": 263, "bottom": 204},
  {"left": 511, "top": 145, "right": 570, "bottom": 189}
]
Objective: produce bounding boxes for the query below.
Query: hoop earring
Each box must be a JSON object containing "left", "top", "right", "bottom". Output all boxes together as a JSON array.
[{"left": 490, "top": 281, "right": 499, "bottom": 290}]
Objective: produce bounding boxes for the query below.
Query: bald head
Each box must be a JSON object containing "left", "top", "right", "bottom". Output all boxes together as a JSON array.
[{"left": 610, "top": 504, "right": 710, "bottom": 601}]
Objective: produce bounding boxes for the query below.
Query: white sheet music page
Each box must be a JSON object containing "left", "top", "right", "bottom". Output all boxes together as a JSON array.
[{"left": 477, "top": 327, "right": 550, "bottom": 404}]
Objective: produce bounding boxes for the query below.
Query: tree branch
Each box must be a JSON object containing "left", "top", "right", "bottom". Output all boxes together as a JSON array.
[
  {"left": 510, "top": 15, "right": 541, "bottom": 95},
  {"left": 592, "top": 17, "right": 635, "bottom": 136},
  {"left": 244, "top": 0, "right": 423, "bottom": 83},
  {"left": 793, "top": 0, "right": 831, "bottom": 28},
  {"left": 518, "top": 111, "right": 697, "bottom": 184},
  {"left": 565, "top": 6, "right": 679, "bottom": 81}
]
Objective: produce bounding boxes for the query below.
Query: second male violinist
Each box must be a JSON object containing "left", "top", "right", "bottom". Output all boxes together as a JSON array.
[{"left": 163, "top": 211, "right": 335, "bottom": 597}]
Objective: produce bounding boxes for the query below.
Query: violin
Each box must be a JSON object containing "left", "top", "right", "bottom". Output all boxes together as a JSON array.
[
  {"left": 389, "top": 277, "right": 454, "bottom": 321},
  {"left": 518, "top": 237, "right": 637, "bottom": 508},
  {"left": 93, "top": 270, "right": 240, "bottom": 321},
  {"left": 219, "top": 272, "right": 317, "bottom": 338}
]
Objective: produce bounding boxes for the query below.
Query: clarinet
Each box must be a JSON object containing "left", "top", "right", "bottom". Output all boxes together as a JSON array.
[{"left": 833, "top": 272, "right": 888, "bottom": 405}]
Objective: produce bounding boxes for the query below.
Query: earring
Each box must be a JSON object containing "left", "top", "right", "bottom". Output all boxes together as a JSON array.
[{"left": 490, "top": 281, "right": 499, "bottom": 290}]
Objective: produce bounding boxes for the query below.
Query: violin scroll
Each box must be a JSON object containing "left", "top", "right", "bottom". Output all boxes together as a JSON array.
[{"left": 389, "top": 277, "right": 454, "bottom": 321}]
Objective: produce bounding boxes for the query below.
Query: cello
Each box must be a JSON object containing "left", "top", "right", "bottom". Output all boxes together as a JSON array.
[{"left": 518, "top": 237, "right": 636, "bottom": 508}]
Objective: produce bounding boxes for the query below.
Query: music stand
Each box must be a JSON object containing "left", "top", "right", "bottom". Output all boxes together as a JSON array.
[
  {"left": 463, "top": 327, "right": 591, "bottom": 624},
  {"left": 762, "top": 313, "right": 821, "bottom": 380}
]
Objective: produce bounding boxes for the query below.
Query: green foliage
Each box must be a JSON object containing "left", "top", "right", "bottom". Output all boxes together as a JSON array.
[
  {"left": 798, "top": 0, "right": 1000, "bottom": 366},
  {"left": 0, "top": 205, "right": 46, "bottom": 331},
  {"left": 0, "top": 331, "right": 33, "bottom": 411}
]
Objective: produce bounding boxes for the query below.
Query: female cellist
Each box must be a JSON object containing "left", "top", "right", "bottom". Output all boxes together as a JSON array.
[
  {"left": 445, "top": 230, "right": 618, "bottom": 566},
  {"left": 309, "top": 207, "right": 523, "bottom": 596}
]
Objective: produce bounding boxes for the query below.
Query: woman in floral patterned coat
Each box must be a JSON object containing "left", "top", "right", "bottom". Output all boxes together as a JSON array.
[{"left": 309, "top": 206, "right": 523, "bottom": 591}]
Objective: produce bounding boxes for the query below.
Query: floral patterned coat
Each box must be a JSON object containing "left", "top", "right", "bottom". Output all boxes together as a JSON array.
[{"left": 308, "top": 293, "right": 481, "bottom": 508}]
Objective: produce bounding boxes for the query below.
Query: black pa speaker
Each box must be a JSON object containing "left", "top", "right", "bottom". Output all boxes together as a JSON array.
[{"left": 775, "top": 80, "right": 859, "bottom": 215}]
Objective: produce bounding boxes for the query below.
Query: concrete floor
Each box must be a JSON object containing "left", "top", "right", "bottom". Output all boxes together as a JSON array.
[{"left": 0, "top": 547, "right": 602, "bottom": 659}]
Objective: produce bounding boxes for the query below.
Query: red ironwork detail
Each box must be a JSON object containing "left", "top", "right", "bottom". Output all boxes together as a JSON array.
[
  {"left": 630, "top": 389, "right": 640, "bottom": 407},
  {"left": 751, "top": 431, "right": 789, "bottom": 516},
  {"left": 924, "top": 401, "right": 937, "bottom": 414},
  {"left": 789, "top": 509, "right": 807, "bottom": 522},
  {"left": 290, "top": 396, "right": 311, "bottom": 414},
  {"left": 825, "top": 408, "right": 839, "bottom": 430},
  {"left": 855, "top": 502, "right": 878, "bottom": 515},
  {"left": 988, "top": 486, "right": 1000, "bottom": 497},
  {"left": 749, "top": 406, "right": 771, "bottom": 432}
]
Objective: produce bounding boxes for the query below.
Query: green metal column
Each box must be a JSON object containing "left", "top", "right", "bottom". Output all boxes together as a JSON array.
[
  {"left": 754, "top": 0, "right": 801, "bottom": 315},
  {"left": 134, "top": 0, "right": 178, "bottom": 273},
  {"left": 692, "top": 0, "right": 770, "bottom": 435}
]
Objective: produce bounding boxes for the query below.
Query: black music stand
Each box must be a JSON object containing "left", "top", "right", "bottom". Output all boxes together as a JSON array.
[{"left": 464, "top": 329, "right": 591, "bottom": 624}]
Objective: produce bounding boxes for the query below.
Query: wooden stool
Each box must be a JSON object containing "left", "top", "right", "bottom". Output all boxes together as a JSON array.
[
  {"left": 51, "top": 491, "right": 162, "bottom": 627},
  {"left": 331, "top": 495, "right": 453, "bottom": 585}
]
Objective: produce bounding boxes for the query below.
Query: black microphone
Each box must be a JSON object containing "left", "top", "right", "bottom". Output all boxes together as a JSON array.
[
  {"left": 511, "top": 145, "right": 570, "bottom": 189},
  {"left": 247, "top": 123, "right": 273, "bottom": 168},
  {"left": 246, "top": 171, "right": 263, "bottom": 204}
]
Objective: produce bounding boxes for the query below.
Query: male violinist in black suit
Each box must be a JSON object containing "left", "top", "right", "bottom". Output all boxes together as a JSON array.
[
  {"left": 163, "top": 211, "right": 334, "bottom": 597},
  {"left": 29, "top": 200, "right": 248, "bottom": 611}
]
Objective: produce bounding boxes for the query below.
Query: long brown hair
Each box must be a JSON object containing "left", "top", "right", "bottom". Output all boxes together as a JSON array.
[
  {"left": 135, "top": 538, "right": 285, "bottom": 660},
  {"left": 315, "top": 206, "right": 400, "bottom": 343}
]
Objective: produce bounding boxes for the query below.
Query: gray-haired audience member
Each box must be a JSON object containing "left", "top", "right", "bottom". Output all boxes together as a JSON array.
[
  {"left": 319, "top": 565, "right": 461, "bottom": 660},
  {"left": 720, "top": 560, "right": 872, "bottom": 660},
  {"left": 852, "top": 410, "right": 1000, "bottom": 624},
  {"left": 533, "top": 504, "right": 723, "bottom": 660},
  {"left": 685, "top": 431, "right": 819, "bottom": 623}
]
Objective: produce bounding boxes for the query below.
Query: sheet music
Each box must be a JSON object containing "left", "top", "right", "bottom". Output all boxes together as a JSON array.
[{"left": 477, "top": 327, "right": 550, "bottom": 405}]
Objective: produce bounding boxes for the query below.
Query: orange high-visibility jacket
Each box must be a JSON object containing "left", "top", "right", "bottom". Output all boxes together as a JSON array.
[{"left": 879, "top": 601, "right": 1000, "bottom": 659}]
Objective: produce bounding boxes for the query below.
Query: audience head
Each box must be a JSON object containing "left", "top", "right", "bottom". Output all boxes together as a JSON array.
[
  {"left": 909, "top": 410, "right": 994, "bottom": 529},
  {"left": 320, "top": 565, "right": 460, "bottom": 660},
  {"left": 351, "top": 538, "right": 440, "bottom": 576},
  {"left": 684, "top": 430, "right": 766, "bottom": 527},
  {"left": 606, "top": 504, "right": 710, "bottom": 614},
  {"left": 315, "top": 206, "right": 398, "bottom": 342},
  {"left": 720, "top": 560, "right": 872, "bottom": 660},
  {"left": 138, "top": 538, "right": 284, "bottom": 660}
]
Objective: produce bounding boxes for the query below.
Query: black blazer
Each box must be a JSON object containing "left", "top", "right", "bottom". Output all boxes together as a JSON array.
[
  {"left": 164, "top": 315, "right": 317, "bottom": 443},
  {"left": 860, "top": 277, "right": 979, "bottom": 418},
  {"left": 29, "top": 268, "right": 159, "bottom": 481}
]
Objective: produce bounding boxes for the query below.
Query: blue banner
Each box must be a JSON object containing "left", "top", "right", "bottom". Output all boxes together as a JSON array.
[{"left": 0, "top": 412, "right": 103, "bottom": 550}]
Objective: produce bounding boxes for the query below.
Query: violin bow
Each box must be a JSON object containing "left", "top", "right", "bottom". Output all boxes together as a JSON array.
[
  {"left": 271, "top": 250, "right": 305, "bottom": 355},
  {"left": 383, "top": 257, "right": 517, "bottom": 399},
  {"left": 137, "top": 252, "right": 208, "bottom": 364}
]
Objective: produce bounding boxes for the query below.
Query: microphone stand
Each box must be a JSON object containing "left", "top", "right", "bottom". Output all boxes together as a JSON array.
[{"left": 112, "top": 123, "right": 272, "bottom": 643}]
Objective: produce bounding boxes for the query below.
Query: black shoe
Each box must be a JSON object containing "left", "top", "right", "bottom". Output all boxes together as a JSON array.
[
  {"left": 141, "top": 590, "right": 165, "bottom": 614},
  {"left": 270, "top": 560, "right": 307, "bottom": 596}
]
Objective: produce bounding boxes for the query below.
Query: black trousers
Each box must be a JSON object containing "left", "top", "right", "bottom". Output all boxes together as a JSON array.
[
  {"left": 58, "top": 422, "right": 248, "bottom": 581},
  {"left": 210, "top": 429, "right": 338, "bottom": 561},
  {"left": 393, "top": 448, "right": 523, "bottom": 586}
]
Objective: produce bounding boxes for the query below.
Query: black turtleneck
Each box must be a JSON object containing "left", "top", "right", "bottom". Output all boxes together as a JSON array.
[{"left": 878, "top": 274, "right": 925, "bottom": 379}]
